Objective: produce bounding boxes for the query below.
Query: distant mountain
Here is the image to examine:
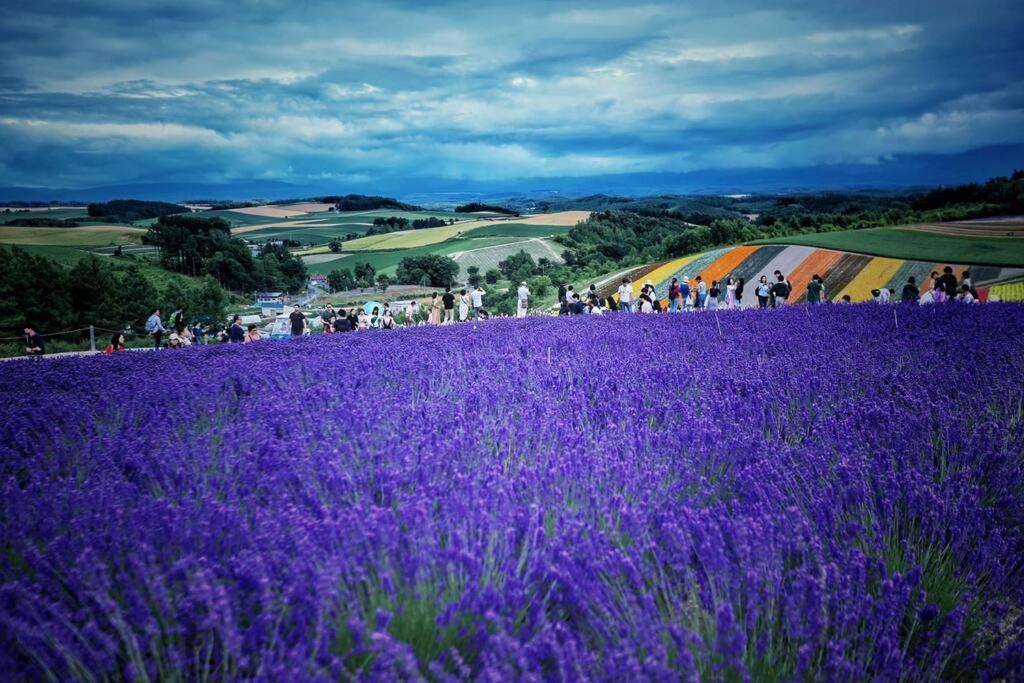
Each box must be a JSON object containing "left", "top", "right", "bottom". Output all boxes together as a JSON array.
[{"left": 2, "top": 144, "right": 1020, "bottom": 203}]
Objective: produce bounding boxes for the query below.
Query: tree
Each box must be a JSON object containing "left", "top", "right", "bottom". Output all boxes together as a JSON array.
[
  {"left": 328, "top": 240, "right": 342, "bottom": 253},
  {"left": 484, "top": 268, "right": 501, "bottom": 284},
  {"left": 192, "top": 276, "right": 227, "bottom": 324},
  {"left": 113, "top": 265, "right": 157, "bottom": 330},
  {"left": 466, "top": 265, "right": 482, "bottom": 287},
  {"left": 527, "top": 275, "right": 551, "bottom": 298},
  {"left": 376, "top": 273, "right": 392, "bottom": 293},
  {"left": 354, "top": 263, "right": 377, "bottom": 288},
  {"left": 327, "top": 268, "right": 356, "bottom": 292},
  {"left": 68, "top": 256, "right": 119, "bottom": 331},
  {"left": 395, "top": 255, "right": 459, "bottom": 287}
]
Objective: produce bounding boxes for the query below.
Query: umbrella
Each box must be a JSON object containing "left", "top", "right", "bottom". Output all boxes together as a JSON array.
[{"left": 363, "top": 301, "right": 383, "bottom": 315}]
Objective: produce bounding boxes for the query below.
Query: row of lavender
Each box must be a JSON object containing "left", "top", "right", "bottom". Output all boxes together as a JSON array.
[{"left": 1, "top": 304, "right": 1022, "bottom": 680}]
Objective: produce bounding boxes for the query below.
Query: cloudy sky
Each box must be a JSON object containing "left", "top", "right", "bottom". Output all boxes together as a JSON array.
[{"left": 1, "top": 0, "right": 1022, "bottom": 191}]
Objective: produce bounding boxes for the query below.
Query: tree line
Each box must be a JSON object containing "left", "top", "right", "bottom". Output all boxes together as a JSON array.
[
  {"left": 143, "top": 215, "right": 308, "bottom": 294},
  {"left": 0, "top": 246, "right": 227, "bottom": 338},
  {"left": 87, "top": 200, "right": 187, "bottom": 223}
]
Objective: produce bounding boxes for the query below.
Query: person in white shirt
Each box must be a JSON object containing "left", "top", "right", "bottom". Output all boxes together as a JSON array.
[
  {"left": 406, "top": 300, "right": 419, "bottom": 325},
  {"left": 617, "top": 278, "right": 634, "bottom": 312},
  {"left": 878, "top": 287, "right": 890, "bottom": 303},
  {"left": 458, "top": 289, "right": 471, "bottom": 321},
  {"left": 516, "top": 282, "right": 530, "bottom": 318},
  {"left": 471, "top": 286, "right": 486, "bottom": 318}
]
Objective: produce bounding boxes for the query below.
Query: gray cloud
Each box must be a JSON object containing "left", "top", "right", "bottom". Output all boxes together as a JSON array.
[{"left": 0, "top": 0, "right": 1021, "bottom": 187}]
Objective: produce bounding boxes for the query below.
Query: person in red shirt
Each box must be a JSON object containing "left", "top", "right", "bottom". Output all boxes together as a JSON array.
[{"left": 104, "top": 333, "right": 127, "bottom": 354}]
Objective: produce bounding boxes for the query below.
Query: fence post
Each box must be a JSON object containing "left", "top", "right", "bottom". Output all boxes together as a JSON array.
[{"left": 89, "top": 325, "right": 96, "bottom": 352}]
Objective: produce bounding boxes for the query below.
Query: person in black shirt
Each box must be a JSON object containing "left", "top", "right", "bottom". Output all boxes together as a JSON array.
[
  {"left": 23, "top": 326, "right": 45, "bottom": 355},
  {"left": 228, "top": 315, "right": 245, "bottom": 343},
  {"left": 289, "top": 307, "right": 306, "bottom": 336},
  {"left": 442, "top": 287, "right": 456, "bottom": 324},
  {"left": 901, "top": 276, "right": 920, "bottom": 303},
  {"left": 938, "top": 266, "right": 958, "bottom": 299}
]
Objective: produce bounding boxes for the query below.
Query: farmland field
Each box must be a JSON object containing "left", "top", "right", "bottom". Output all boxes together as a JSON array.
[
  {"left": 462, "top": 222, "right": 572, "bottom": 238},
  {"left": 340, "top": 224, "right": 469, "bottom": 251},
  {"left": 303, "top": 236, "right": 519, "bottom": 275},
  {"left": 1, "top": 306, "right": 1022, "bottom": 680},
  {"left": 753, "top": 227, "right": 1024, "bottom": 267},
  {"left": 0, "top": 225, "right": 145, "bottom": 246}
]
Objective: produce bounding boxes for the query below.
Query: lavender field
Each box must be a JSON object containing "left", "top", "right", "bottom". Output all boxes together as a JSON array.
[{"left": 2, "top": 305, "right": 1023, "bottom": 681}]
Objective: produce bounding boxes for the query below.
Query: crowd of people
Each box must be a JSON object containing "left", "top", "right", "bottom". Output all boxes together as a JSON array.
[{"left": 17, "top": 266, "right": 991, "bottom": 357}]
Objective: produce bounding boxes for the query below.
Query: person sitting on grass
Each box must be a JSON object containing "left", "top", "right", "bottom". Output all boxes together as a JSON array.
[
  {"left": 104, "top": 333, "right": 127, "bottom": 354},
  {"left": 24, "top": 325, "right": 45, "bottom": 356}
]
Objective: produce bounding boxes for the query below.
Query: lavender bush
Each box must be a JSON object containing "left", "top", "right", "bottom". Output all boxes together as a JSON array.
[{"left": 1, "top": 304, "right": 1022, "bottom": 681}]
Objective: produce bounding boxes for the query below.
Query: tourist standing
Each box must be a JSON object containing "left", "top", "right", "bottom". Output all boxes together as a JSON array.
[
  {"left": 406, "top": 300, "right": 419, "bottom": 325},
  {"left": 772, "top": 274, "right": 789, "bottom": 307},
  {"left": 442, "top": 287, "right": 456, "bottom": 324},
  {"left": 244, "top": 324, "right": 261, "bottom": 343},
  {"left": 289, "top": 306, "right": 306, "bottom": 337},
  {"left": 735, "top": 278, "right": 745, "bottom": 307},
  {"left": 429, "top": 293, "right": 442, "bottom": 325},
  {"left": 939, "top": 267, "right": 958, "bottom": 300},
  {"left": 668, "top": 277, "right": 682, "bottom": 312},
  {"left": 229, "top": 315, "right": 245, "bottom": 343},
  {"left": 471, "top": 286, "right": 486, "bottom": 319},
  {"left": 901, "top": 276, "right": 920, "bottom": 303},
  {"left": 756, "top": 276, "right": 771, "bottom": 308},
  {"left": 145, "top": 309, "right": 166, "bottom": 349},
  {"left": 192, "top": 321, "right": 204, "bottom": 345},
  {"left": 707, "top": 281, "right": 720, "bottom": 311},
  {"left": 617, "top": 278, "right": 633, "bottom": 312},
  {"left": 725, "top": 277, "right": 738, "bottom": 309},
  {"left": 806, "top": 275, "right": 824, "bottom": 305},
  {"left": 458, "top": 289, "right": 470, "bottom": 322},
  {"left": 382, "top": 304, "right": 395, "bottom": 329},
  {"left": 680, "top": 277, "right": 692, "bottom": 311},
  {"left": 695, "top": 276, "right": 707, "bottom": 309},
  {"left": 517, "top": 281, "right": 530, "bottom": 318}
]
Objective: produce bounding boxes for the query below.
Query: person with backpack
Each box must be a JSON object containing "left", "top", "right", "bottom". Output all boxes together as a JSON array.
[
  {"left": 667, "top": 278, "right": 684, "bottom": 313},
  {"left": 145, "top": 309, "right": 166, "bottom": 349}
]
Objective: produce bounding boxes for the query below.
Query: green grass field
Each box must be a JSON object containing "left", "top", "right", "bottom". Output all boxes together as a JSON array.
[
  {"left": 0, "top": 225, "right": 145, "bottom": 246},
  {"left": 304, "top": 237, "right": 520, "bottom": 276},
  {"left": 752, "top": 227, "right": 1024, "bottom": 267},
  {"left": 461, "top": 223, "right": 571, "bottom": 239},
  {"left": 340, "top": 224, "right": 470, "bottom": 251},
  {"left": 1, "top": 208, "right": 91, "bottom": 222}
]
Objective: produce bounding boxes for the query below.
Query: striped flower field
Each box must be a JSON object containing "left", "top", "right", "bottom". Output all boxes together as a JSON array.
[
  {"left": 1, "top": 305, "right": 1023, "bottom": 680},
  {"left": 597, "top": 245, "right": 1024, "bottom": 304}
]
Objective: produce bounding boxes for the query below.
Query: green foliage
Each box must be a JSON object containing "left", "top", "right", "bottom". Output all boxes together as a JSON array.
[
  {"left": 526, "top": 274, "right": 551, "bottom": 298},
  {"left": 87, "top": 199, "right": 186, "bottom": 222},
  {"left": 327, "top": 268, "right": 357, "bottom": 292},
  {"left": 395, "top": 255, "right": 459, "bottom": 287},
  {"left": 376, "top": 273, "right": 392, "bottom": 293},
  {"left": 484, "top": 268, "right": 501, "bottom": 284},
  {"left": 466, "top": 265, "right": 482, "bottom": 287},
  {"left": 454, "top": 202, "right": 517, "bottom": 215},
  {"left": 328, "top": 240, "right": 342, "bottom": 253},
  {"left": 146, "top": 215, "right": 307, "bottom": 293},
  {"left": 332, "top": 194, "right": 422, "bottom": 211},
  {"left": 497, "top": 250, "right": 538, "bottom": 284},
  {"left": 3, "top": 217, "right": 81, "bottom": 227},
  {"left": 354, "top": 262, "right": 377, "bottom": 288}
]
